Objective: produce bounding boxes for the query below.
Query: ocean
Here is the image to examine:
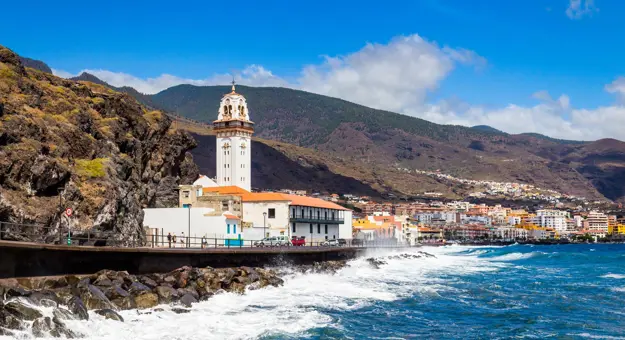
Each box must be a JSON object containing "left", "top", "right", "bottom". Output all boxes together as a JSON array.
[{"left": 5, "top": 244, "right": 625, "bottom": 339}]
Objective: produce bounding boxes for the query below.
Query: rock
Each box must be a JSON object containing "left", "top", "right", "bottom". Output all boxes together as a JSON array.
[
  {"left": 95, "top": 309, "right": 124, "bottom": 322},
  {"left": 139, "top": 276, "right": 158, "bottom": 289},
  {"left": 50, "top": 317, "right": 79, "bottom": 338},
  {"left": 234, "top": 276, "right": 250, "bottom": 285},
  {"left": 65, "top": 275, "right": 82, "bottom": 287},
  {"left": 29, "top": 291, "right": 60, "bottom": 307},
  {"left": 155, "top": 286, "right": 178, "bottom": 303},
  {"left": 176, "top": 288, "right": 199, "bottom": 301},
  {"left": 68, "top": 296, "right": 89, "bottom": 321},
  {"left": 134, "top": 293, "right": 158, "bottom": 309},
  {"left": 127, "top": 282, "right": 151, "bottom": 295},
  {"left": 218, "top": 268, "right": 236, "bottom": 285},
  {"left": 81, "top": 284, "right": 115, "bottom": 310},
  {"left": 163, "top": 276, "right": 176, "bottom": 286},
  {"left": 31, "top": 316, "right": 54, "bottom": 337},
  {"left": 198, "top": 292, "right": 214, "bottom": 301},
  {"left": 111, "top": 296, "right": 137, "bottom": 310},
  {"left": 0, "top": 305, "right": 25, "bottom": 330},
  {"left": 228, "top": 283, "right": 246, "bottom": 294},
  {"left": 196, "top": 278, "right": 206, "bottom": 288},
  {"left": 105, "top": 285, "right": 130, "bottom": 300},
  {"left": 4, "top": 298, "right": 43, "bottom": 320},
  {"left": 267, "top": 277, "right": 284, "bottom": 287},
  {"left": 4, "top": 286, "right": 30, "bottom": 298},
  {"left": 94, "top": 274, "right": 113, "bottom": 287},
  {"left": 366, "top": 258, "right": 387, "bottom": 269},
  {"left": 52, "top": 307, "right": 75, "bottom": 321},
  {"left": 177, "top": 271, "right": 189, "bottom": 289},
  {"left": 53, "top": 287, "right": 75, "bottom": 305},
  {"left": 246, "top": 281, "right": 262, "bottom": 291},
  {"left": 0, "top": 328, "right": 14, "bottom": 336},
  {"left": 171, "top": 308, "right": 190, "bottom": 314},
  {"left": 76, "top": 278, "right": 91, "bottom": 289},
  {"left": 178, "top": 294, "right": 197, "bottom": 308}
]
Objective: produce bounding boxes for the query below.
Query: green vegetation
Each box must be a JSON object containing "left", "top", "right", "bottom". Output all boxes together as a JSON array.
[{"left": 75, "top": 158, "right": 108, "bottom": 179}]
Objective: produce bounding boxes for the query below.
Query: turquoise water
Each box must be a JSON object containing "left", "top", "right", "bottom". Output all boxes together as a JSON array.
[
  {"left": 20, "top": 244, "right": 624, "bottom": 340},
  {"left": 295, "top": 244, "right": 625, "bottom": 339}
]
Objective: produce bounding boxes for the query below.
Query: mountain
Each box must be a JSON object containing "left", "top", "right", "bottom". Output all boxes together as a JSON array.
[
  {"left": 471, "top": 125, "right": 504, "bottom": 134},
  {"left": 64, "top": 73, "right": 625, "bottom": 203},
  {"left": 0, "top": 46, "right": 198, "bottom": 243},
  {"left": 18, "top": 56, "right": 52, "bottom": 74}
]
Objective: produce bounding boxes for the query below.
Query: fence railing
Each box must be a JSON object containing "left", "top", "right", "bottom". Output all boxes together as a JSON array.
[{"left": 0, "top": 221, "right": 411, "bottom": 249}]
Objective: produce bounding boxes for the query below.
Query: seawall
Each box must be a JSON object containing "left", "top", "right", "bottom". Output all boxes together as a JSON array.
[{"left": 0, "top": 241, "right": 364, "bottom": 279}]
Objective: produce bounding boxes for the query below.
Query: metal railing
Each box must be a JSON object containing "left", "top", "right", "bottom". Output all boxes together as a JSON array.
[
  {"left": 0, "top": 221, "right": 411, "bottom": 249},
  {"left": 289, "top": 214, "right": 344, "bottom": 224}
]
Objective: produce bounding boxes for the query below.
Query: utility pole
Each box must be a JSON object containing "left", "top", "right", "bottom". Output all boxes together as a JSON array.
[
  {"left": 263, "top": 212, "right": 267, "bottom": 239},
  {"left": 188, "top": 205, "right": 191, "bottom": 248},
  {"left": 57, "top": 188, "right": 63, "bottom": 244}
]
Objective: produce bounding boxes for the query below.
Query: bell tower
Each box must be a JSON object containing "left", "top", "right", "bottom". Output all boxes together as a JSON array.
[{"left": 214, "top": 80, "right": 254, "bottom": 191}]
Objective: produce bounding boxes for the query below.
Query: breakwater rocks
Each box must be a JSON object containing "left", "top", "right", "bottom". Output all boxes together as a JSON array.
[
  {"left": 366, "top": 251, "right": 436, "bottom": 269},
  {"left": 0, "top": 261, "right": 347, "bottom": 338}
]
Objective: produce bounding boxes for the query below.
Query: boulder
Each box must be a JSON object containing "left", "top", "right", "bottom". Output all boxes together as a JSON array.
[
  {"left": 267, "top": 277, "right": 284, "bottom": 287},
  {"left": 134, "top": 293, "right": 158, "bottom": 309},
  {"left": 111, "top": 296, "right": 136, "bottom": 310},
  {"left": 76, "top": 278, "right": 91, "bottom": 289},
  {"left": 176, "top": 288, "right": 199, "bottom": 301},
  {"left": 218, "top": 268, "right": 236, "bottom": 285},
  {"left": 4, "top": 298, "right": 43, "bottom": 320},
  {"left": 127, "top": 282, "right": 151, "bottom": 295},
  {"left": 179, "top": 294, "right": 197, "bottom": 308},
  {"left": 52, "top": 307, "right": 75, "bottom": 321},
  {"left": 3, "top": 286, "right": 30, "bottom": 298},
  {"left": 105, "top": 285, "right": 130, "bottom": 300},
  {"left": 171, "top": 308, "right": 190, "bottom": 314},
  {"left": 155, "top": 286, "right": 178, "bottom": 303},
  {"left": 31, "top": 316, "right": 54, "bottom": 337},
  {"left": 29, "top": 291, "right": 60, "bottom": 307},
  {"left": 93, "top": 274, "right": 113, "bottom": 287},
  {"left": 0, "top": 305, "right": 25, "bottom": 330},
  {"left": 50, "top": 317, "right": 79, "bottom": 338},
  {"left": 228, "top": 282, "right": 246, "bottom": 294},
  {"left": 138, "top": 276, "right": 158, "bottom": 289},
  {"left": 233, "top": 276, "right": 250, "bottom": 285},
  {"left": 80, "top": 285, "right": 115, "bottom": 310},
  {"left": 95, "top": 309, "right": 124, "bottom": 322},
  {"left": 68, "top": 296, "right": 89, "bottom": 321}
]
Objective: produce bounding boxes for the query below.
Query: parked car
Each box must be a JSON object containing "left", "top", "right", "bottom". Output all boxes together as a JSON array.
[
  {"left": 254, "top": 236, "right": 291, "bottom": 247},
  {"left": 321, "top": 239, "right": 343, "bottom": 246},
  {"left": 291, "top": 236, "right": 306, "bottom": 246}
]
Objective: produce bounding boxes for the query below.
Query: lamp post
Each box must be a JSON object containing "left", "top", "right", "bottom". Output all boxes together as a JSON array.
[
  {"left": 57, "top": 187, "right": 64, "bottom": 244},
  {"left": 263, "top": 212, "right": 267, "bottom": 238},
  {"left": 188, "top": 204, "right": 191, "bottom": 248}
]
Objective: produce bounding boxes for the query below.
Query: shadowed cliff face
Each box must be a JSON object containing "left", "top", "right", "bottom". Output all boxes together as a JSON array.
[
  {"left": 190, "top": 134, "right": 381, "bottom": 197},
  {"left": 0, "top": 46, "right": 198, "bottom": 244}
]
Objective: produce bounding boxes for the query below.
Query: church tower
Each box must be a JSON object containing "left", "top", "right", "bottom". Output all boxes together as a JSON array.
[{"left": 214, "top": 81, "right": 254, "bottom": 191}]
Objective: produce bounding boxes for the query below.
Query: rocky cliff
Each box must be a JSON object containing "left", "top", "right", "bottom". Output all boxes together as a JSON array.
[{"left": 0, "top": 46, "right": 198, "bottom": 244}]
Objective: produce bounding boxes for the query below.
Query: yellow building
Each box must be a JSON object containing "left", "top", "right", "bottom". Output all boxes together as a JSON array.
[{"left": 608, "top": 224, "right": 625, "bottom": 235}]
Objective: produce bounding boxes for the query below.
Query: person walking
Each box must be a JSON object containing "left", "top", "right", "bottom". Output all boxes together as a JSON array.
[
  {"left": 172, "top": 234, "right": 177, "bottom": 248},
  {"left": 180, "top": 232, "right": 186, "bottom": 248},
  {"left": 201, "top": 235, "right": 207, "bottom": 249},
  {"left": 167, "top": 233, "right": 172, "bottom": 248}
]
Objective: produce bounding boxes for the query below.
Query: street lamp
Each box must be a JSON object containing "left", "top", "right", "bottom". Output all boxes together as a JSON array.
[{"left": 263, "top": 212, "right": 267, "bottom": 238}]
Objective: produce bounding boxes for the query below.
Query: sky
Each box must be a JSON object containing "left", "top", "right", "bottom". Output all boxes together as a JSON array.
[{"left": 2, "top": 0, "right": 624, "bottom": 141}]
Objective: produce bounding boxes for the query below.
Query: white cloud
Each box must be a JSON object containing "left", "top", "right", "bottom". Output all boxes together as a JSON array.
[
  {"left": 52, "top": 33, "right": 625, "bottom": 141},
  {"left": 566, "top": 0, "right": 598, "bottom": 19}
]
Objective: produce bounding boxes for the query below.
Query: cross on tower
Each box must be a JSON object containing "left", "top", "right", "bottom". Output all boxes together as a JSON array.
[{"left": 231, "top": 77, "right": 236, "bottom": 92}]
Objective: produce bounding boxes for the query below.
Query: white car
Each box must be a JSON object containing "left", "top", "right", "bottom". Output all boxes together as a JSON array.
[
  {"left": 321, "top": 239, "right": 340, "bottom": 246},
  {"left": 254, "top": 236, "right": 292, "bottom": 247}
]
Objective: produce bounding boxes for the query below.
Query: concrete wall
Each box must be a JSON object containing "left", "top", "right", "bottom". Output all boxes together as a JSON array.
[
  {"left": 143, "top": 208, "right": 241, "bottom": 243},
  {"left": 242, "top": 201, "right": 290, "bottom": 235},
  {"left": 0, "top": 242, "right": 362, "bottom": 279}
]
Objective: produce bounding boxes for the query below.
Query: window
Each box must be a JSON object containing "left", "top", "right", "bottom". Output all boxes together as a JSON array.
[
  {"left": 309, "top": 224, "right": 313, "bottom": 233},
  {"left": 317, "top": 224, "right": 321, "bottom": 234},
  {"left": 224, "top": 164, "right": 227, "bottom": 168},
  {"left": 222, "top": 202, "right": 228, "bottom": 210},
  {"left": 233, "top": 225, "right": 237, "bottom": 234},
  {"left": 227, "top": 224, "right": 230, "bottom": 234},
  {"left": 183, "top": 191, "right": 190, "bottom": 198},
  {"left": 292, "top": 223, "right": 296, "bottom": 232},
  {"left": 325, "top": 225, "right": 328, "bottom": 234},
  {"left": 268, "top": 208, "right": 276, "bottom": 219}
]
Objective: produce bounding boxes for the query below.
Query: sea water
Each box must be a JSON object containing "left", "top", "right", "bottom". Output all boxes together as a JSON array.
[{"left": 4, "top": 244, "right": 625, "bottom": 339}]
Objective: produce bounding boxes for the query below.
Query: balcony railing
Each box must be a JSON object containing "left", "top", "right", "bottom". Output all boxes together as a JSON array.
[{"left": 289, "top": 214, "right": 344, "bottom": 224}]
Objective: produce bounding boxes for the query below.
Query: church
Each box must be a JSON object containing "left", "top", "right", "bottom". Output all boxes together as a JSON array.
[{"left": 144, "top": 83, "right": 352, "bottom": 245}]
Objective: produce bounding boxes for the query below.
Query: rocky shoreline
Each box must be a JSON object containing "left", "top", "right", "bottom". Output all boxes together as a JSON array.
[{"left": 0, "top": 261, "right": 349, "bottom": 338}]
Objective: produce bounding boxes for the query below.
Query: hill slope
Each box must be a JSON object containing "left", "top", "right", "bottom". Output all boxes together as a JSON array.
[{"left": 0, "top": 46, "right": 198, "bottom": 243}]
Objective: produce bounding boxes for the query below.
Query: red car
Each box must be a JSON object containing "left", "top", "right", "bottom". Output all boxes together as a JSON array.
[{"left": 291, "top": 236, "right": 306, "bottom": 246}]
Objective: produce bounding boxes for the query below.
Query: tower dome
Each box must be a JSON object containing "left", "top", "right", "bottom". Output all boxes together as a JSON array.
[{"left": 216, "top": 81, "right": 252, "bottom": 123}]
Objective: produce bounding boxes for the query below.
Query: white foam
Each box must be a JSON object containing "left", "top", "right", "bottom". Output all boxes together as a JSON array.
[
  {"left": 611, "top": 287, "right": 625, "bottom": 292},
  {"left": 489, "top": 251, "right": 542, "bottom": 261},
  {"left": 601, "top": 274, "right": 625, "bottom": 279}
]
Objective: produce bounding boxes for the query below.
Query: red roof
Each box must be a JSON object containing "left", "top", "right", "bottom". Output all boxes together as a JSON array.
[{"left": 224, "top": 214, "right": 240, "bottom": 220}]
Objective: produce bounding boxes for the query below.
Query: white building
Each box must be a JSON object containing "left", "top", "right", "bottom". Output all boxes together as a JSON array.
[
  {"left": 143, "top": 208, "right": 242, "bottom": 247},
  {"left": 585, "top": 211, "right": 609, "bottom": 232},
  {"left": 214, "top": 82, "right": 253, "bottom": 191}
]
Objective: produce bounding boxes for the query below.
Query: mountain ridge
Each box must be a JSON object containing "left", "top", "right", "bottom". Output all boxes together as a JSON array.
[{"left": 61, "top": 71, "right": 625, "bottom": 202}]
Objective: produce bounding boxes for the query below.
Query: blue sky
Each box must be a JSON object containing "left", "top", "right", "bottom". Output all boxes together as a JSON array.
[{"left": 2, "top": 0, "right": 623, "bottom": 140}]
